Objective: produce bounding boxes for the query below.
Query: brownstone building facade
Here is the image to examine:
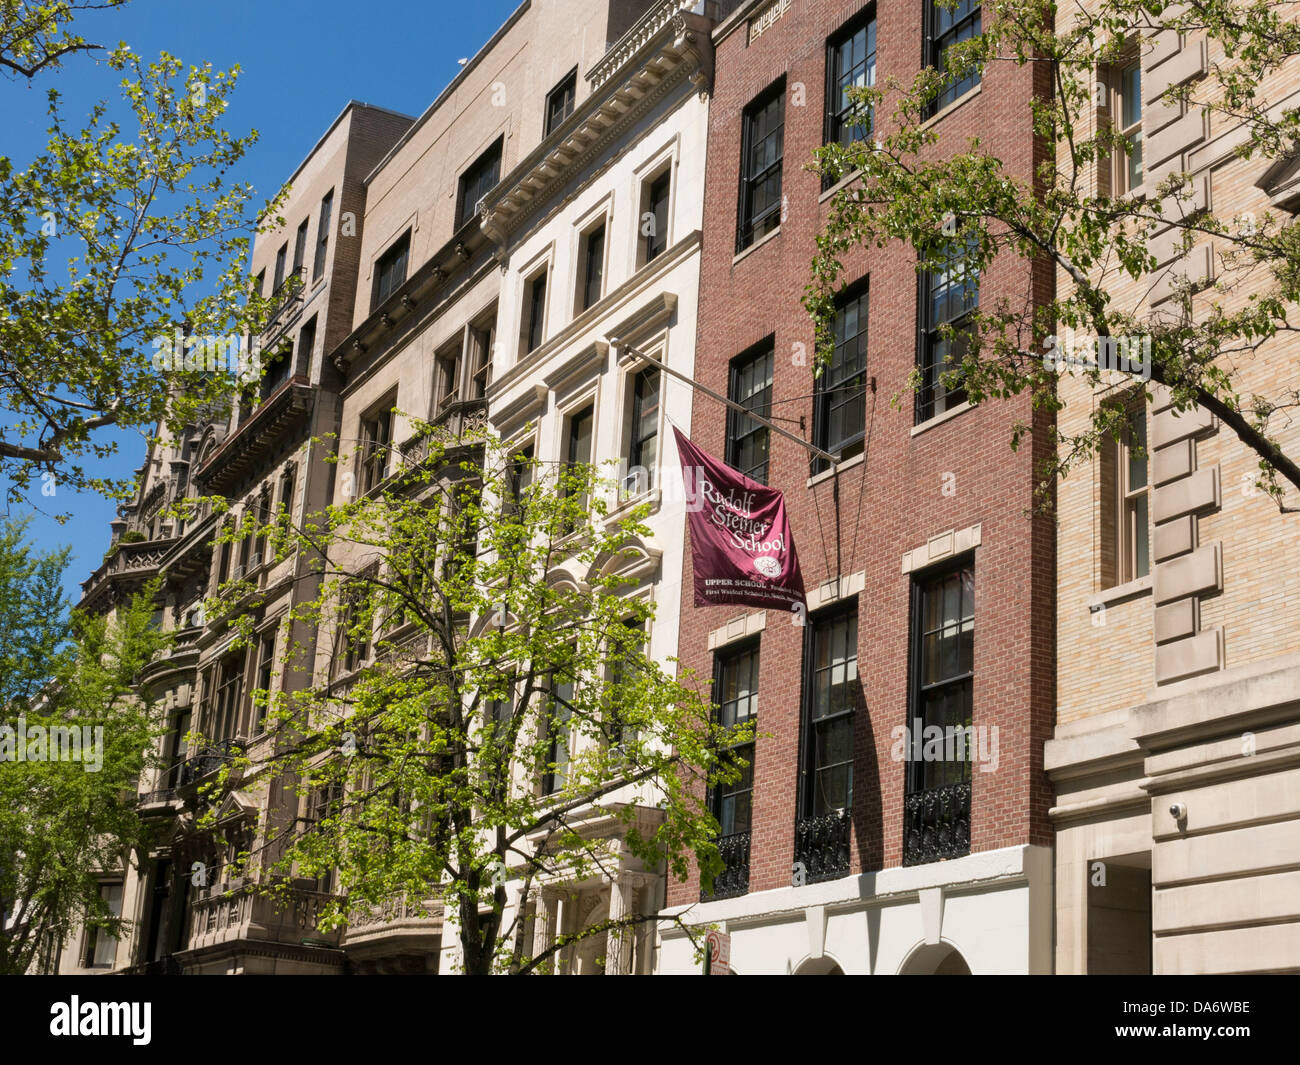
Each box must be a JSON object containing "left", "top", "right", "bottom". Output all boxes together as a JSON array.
[{"left": 658, "top": 0, "right": 1057, "bottom": 974}]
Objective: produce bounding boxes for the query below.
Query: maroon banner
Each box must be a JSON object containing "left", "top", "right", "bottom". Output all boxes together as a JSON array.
[{"left": 674, "top": 428, "right": 806, "bottom": 611}]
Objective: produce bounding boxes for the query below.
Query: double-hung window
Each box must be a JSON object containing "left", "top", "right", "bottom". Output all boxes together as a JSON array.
[
  {"left": 813, "top": 281, "right": 869, "bottom": 472},
  {"left": 917, "top": 237, "right": 978, "bottom": 423},
  {"left": 458, "top": 139, "right": 503, "bottom": 231},
  {"left": 626, "top": 368, "right": 660, "bottom": 497},
  {"left": 644, "top": 170, "right": 671, "bottom": 263},
  {"left": 545, "top": 69, "right": 577, "bottom": 135},
  {"left": 371, "top": 231, "right": 410, "bottom": 310},
  {"left": 737, "top": 81, "right": 785, "bottom": 252},
  {"left": 909, "top": 561, "right": 975, "bottom": 795},
  {"left": 726, "top": 342, "right": 774, "bottom": 484},
  {"left": 313, "top": 190, "right": 333, "bottom": 281},
  {"left": 713, "top": 643, "right": 759, "bottom": 837},
  {"left": 825, "top": 10, "right": 877, "bottom": 157},
  {"left": 524, "top": 271, "right": 548, "bottom": 354},
  {"left": 543, "top": 666, "right": 574, "bottom": 794},
  {"left": 1111, "top": 56, "right": 1143, "bottom": 194},
  {"left": 580, "top": 224, "right": 605, "bottom": 311},
  {"left": 359, "top": 404, "right": 394, "bottom": 496},
  {"left": 292, "top": 218, "right": 309, "bottom": 276},
  {"left": 802, "top": 608, "right": 857, "bottom": 818},
  {"left": 924, "top": 0, "right": 981, "bottom": 116},
  {"left": 1104, "top": 398, "right": 1149, "bottom": 586},
  {"left": 83, "top": 882, "right": 124, "bottom": 968}
]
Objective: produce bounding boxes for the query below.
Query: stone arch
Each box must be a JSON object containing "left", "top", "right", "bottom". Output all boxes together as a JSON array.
[
  {"left": 573, "top": 900, "right": 610, "bottom": 975},
  {"left": 584, "top": 535, "right": 662, "bottom": 587},
  {"left": 898, "top": 940, "right": 972, "bottom": 975}
]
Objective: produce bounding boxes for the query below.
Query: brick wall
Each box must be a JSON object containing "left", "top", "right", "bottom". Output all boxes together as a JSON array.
[{"left": 668, "top": 0, "right": 1056, "bottom": 906}]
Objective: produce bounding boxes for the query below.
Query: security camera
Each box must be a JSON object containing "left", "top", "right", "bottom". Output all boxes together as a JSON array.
[{"left": 1169, "top": 802, "right": 1187, "bottom": 821}]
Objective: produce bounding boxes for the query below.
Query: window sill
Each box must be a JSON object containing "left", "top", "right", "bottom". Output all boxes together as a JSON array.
[
  {"left": 1089, "top": 574, "right": 1152, "bottom": 612},
  {"left": 806, "top": 450, "right": 864, "bottom": 488},
  {"left": 918, "top": 84, "right": 982, "bottom": 132},
  {"left": 911, "top": 399, "right": 975, "bottom": 437},
  {"left": 732, "top": 225, "right": 781, "bottom": 265},
  {"left": 819, "top": 168, "right": 863, "bottom": 204},
  {"left": 608, "top": 485, "right": 661, "bottom": 523}
]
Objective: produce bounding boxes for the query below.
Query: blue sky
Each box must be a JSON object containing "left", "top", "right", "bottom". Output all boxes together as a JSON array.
[{"left": 1, "top": 0, "right": 522, "bottom": 601}]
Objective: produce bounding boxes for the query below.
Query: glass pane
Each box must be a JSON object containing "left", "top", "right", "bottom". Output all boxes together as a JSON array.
[
  {"left": 1133, "top": 493, "right": 1150, "bottom": 578},
  {"left": 1127, "top": 133, "right": 1143, "bottom": 189},
  {"left": 1121, "top": 63, "right": 1142, "bottom": 128},
  {"left": 814, "top": 763, "right": 851, "bottom": 816},
  {"left": 1128, "top": 410, "right": 1147, "bottom": 489},
  {"left": 93, "top": 883, "right": 124, "bottom": 966}
]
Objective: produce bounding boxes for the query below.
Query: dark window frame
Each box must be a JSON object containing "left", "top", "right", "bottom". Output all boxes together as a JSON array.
[
  {"left": 580, "top": 222, "right": 606, "bottom": 311},
  {"left": 468, "top": 307, "right": 496, "bottom": 400},
  {"left": 359, "top": 400, "right": 395, "bottom": 496},
  {"left": 824, "top": 6, "right": 878, "bottom": 165},
  {"left": 906, "top": 555, "right": 975, "bottom": 796},
  {"left": 644, "top": 169, "right": 672, "bottom": 263},
  {"left": 210, "top": 653, "right": 245, "bottom": 742},
  {"left": 737, "top": 79, "right": 786, "bottom": 253},
  {"left": 371, "top": 230, "right": 411, "bottom": 311},
  {"left": 709, "top": 638, "right": 760, "bottom": 838},
  {"left": 295, "top": 315, "right": 316, "bottom": 383},
  {"left": 82, "top": 880, "right": 125, "bottom": 968},
  {"left": 272, "top": 243, "right": 288, "bottom": 293},
  {"left": 542, "top": 661, "right": 575, "bottom": 795},
  {"left": 726, "top": 340, "right": 774, "bottom": 484},
  {"left": 457, "top": 137, "right": 503, "bottom": 232},
  {"left": 627, "top": 367, "right": 660, "bottom": 496},
  {"left": 544, "top": 68, "right": 578, "bottom": 136},
  {"left": 798, "top": 603, "right": 859, "bottom": 820},
  {"left": 524, "top": 269, "right": 548, "bottom": 353},
  {"left": 292, "top": 218, "right": 309, "bottom": 275},
  {"left": 923, "top": 0, "right": 982, "bottom": 118},
  {"left": 313, "top": 189, "right": 334, "bottom": 282},
  {"left": 252, "top": 630, "right": 276, "bottom": 733},
  {"left": 915, "top": 236, "right": 978, "bottom": 424},
  {"left": 813, "top": 278, "right": 870, "bottom": 472}
]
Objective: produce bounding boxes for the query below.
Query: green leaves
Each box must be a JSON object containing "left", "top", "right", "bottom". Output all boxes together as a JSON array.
[
  {"left": 0, "top": 1, "right": 126, "bottom": 80},
  {"left": 195, "top": 428, "right": 745, "bottom": 973},
  {"left": 808, "top": 0, "right": 1300, "bottom": 509},
  {"left": 0, "top": 6, "right": 281, "bottom": 504},
  {"left": 0, "top": 518, "right": 171, "bottom": 975}
]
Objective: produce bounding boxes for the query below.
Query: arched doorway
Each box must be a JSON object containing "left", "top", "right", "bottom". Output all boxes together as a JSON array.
[{"left": 899, "top": 942, "right": 972, "bottom": 974}]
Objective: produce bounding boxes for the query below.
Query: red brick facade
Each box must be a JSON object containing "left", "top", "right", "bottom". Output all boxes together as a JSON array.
[{"left": 669, "top": 0, "right": 1056, "bottom": 907}]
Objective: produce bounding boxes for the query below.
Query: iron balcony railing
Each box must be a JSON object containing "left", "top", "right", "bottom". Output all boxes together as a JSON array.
[
  {"left": 794, "top": 810, "right": 852, "bottom": 885},
  {"left": 701, "top": 830, "right": 751, "bottom": 902},
  {"left": 178, "top": 739, "right": 244, "bottom": 788},
  {"left": 903, "top": 780, "right": 971, "bottom": 866}
]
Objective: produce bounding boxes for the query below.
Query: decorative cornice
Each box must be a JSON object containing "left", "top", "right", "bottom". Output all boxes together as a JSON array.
[
  {"left": 586, "top": 0, "right": 699, "bottom": 91},
  {"left": 196, "top": 379, "right": 316, "bottom": 496},
  {"left": 479, "top": 8, "right": 713, "bottom": 247}
]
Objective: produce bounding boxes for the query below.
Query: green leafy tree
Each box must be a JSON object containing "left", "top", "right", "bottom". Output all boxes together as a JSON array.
[
  {"left": 0, "top": 518, "right": 170, "bottom": 975},
  {"left": 0, "top": 0, "right": 282, "bottom": 503},
  {"left": 0, "top": 1, "right": 126, "bottom": 79},
  {"left": 195, "top": 424, "right": 746, "bottom": 975},
  {"left": 808, "top": 0, "right": 1300, "bottom": 511}
]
